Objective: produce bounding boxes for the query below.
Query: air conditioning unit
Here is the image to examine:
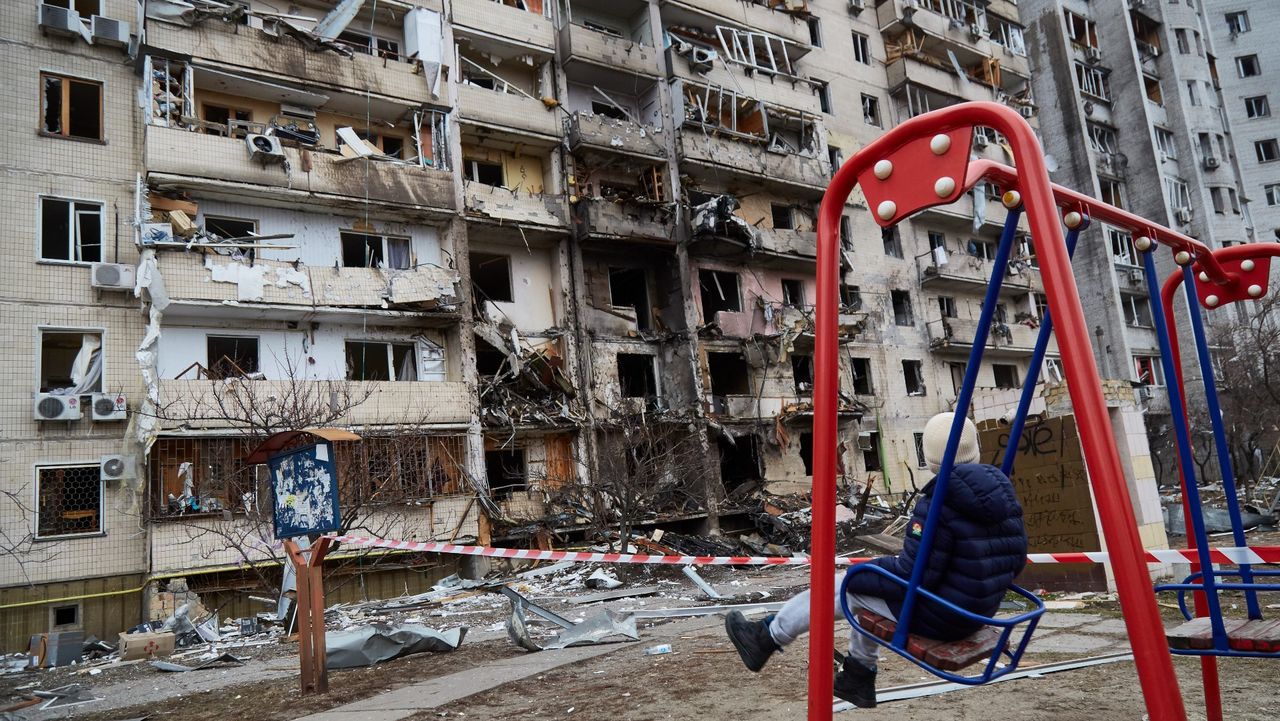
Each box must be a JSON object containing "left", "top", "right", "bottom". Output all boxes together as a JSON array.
[
  {"left": 1159, "top": 150, "right": 1169, "bottom": 163},
  {"left": 245, "top": 133, "right": 285, "bottom": 163},
  {"left": 857, "top": 432, "right": 874, "bottom": 451},
  {"left": 1018, "top": 105, "right": 1035, "bottom": 118},
  {"left": 1085, "top": 47, "right": 1103, "bottom": 63},
  {"left": 1203, "top": 156, "right": 1220, "bottom": 170},
  {"left": 38, "top": 4, "right": 83, "bottom": 38},
  {"left": 688, "top": 47, "right": 717, "bottom": 73},
  {"left": 1128, "top": 268, "right": 1145, "bottom": 284},
  {"left": 973, "top": 134, "right": 990, "bottom": 149},
  {"left": 968, "top": 23, "right": 985, "bottom": 40},
  {"left": 34, "top": 393, "right": 81, "bottom": 421},
  {"left": 90, "top": 15, "right": 129, "bottom": 47},
  {"left": 90, "top": 262, "right": 136, "bottom": 291},
  {"left": 91, "top": 392, "right": 127, "bottom": 421},
  {"left": 140, "top": 222, "right": 174, "bottom": 246},
  {"left": 847, "top": 0, "right": 866, "bottom": 13},
  {"left": 1136, "top": 385, "right": 1155, "bottom": 401},
  {"left": 100, "top": 454, "right": 137, "bottom": 482},
  {"left": 1176, "top": 208, "right": 1193, "bottom": 224}
]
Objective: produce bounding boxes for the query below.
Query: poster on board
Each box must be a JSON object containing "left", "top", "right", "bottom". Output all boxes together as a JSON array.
[{"left": 269, "top": 442, "right": 341, "bottom": 540}]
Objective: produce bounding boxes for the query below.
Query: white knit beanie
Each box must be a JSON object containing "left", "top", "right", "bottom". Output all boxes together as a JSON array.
[{"left": 923, "top": 412, "right": 980, "bottom": 474}]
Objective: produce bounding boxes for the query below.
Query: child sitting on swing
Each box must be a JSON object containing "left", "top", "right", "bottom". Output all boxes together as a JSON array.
[{"left": 724, "top": 412, "right": 1028, "bottom": 708}]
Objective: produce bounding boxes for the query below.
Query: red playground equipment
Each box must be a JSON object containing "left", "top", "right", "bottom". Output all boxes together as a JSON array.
[{"left": 808, "top": 101, "right": 1278, "bottom": 721}]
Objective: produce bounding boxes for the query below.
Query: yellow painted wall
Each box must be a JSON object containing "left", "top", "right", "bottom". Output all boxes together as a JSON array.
[{"left": 461, "top": 144, "right": 546, "bottom": 193}]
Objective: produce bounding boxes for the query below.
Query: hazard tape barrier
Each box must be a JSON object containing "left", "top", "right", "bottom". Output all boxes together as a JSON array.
[{"left": 327, "top": 535, "right": 1280, "bottom": 567}]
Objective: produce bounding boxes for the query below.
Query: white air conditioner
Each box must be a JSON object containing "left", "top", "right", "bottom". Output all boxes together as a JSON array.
[
  {"left": 140, "top": 222, "right": 174, "bottom": 246},
  {"left": 847, "top": 0, "right": 866, "bottom": 13},
  {"left": 1176, "top": 208, "right": 1193, "bottom": 224},
  {"left": 100, "top": 454, "right": 137, "bottom": 482},
  {"left": 1018, "top": 105, "right": 1035, "bottom": 118},
  {"left": 974, "top": 134, "right": 990, "bottom": 149},
  {"left": 91, "top": 392, "right": 127, "bottom": 421},
  {"left": 38, "top": 4, "right": 82, "bottom": 38},
  {"left": 34, "top": 393, "right": 81, "bottom": 421},
  {"left": 1203, "top": 156, "right": 1220, "bottom": 170},
  {"left": 857, "top": 432, "right": 874, "bottom": 451},
  {"left": 90, "top": 262, "right": 136, "bottom": 291},
  {"left": 90, "top": 15, "right": 129, "bottom": 47},
  {"left": 968, "top": 23, "right": 986, "bottom": 40},
  {"left": 688, "top": 47, "right": 717, "bottom": 73},
  {"left": 1136, "top": 385, "right": 1155, "bottom": 401},
  {"left": 1085, "top": 47, "right": 1102, "bottom": 62},
  {"left": 246, "top": 133, "right": 285, "bottom": 162},
  {"left": 1128, "top": 268, "right": 1144, "bottom": 284}
]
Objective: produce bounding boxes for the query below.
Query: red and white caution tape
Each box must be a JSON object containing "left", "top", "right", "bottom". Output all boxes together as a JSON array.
[{"left": 327, "top": 534, "right": 1280, "bottom": 567}]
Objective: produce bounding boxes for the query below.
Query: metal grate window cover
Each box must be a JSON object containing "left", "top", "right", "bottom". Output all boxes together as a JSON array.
[{"left": 37, "top": 465, "right": 103, "bottom": 538}]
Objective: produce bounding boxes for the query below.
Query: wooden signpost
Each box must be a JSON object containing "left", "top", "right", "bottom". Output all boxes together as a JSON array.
[{"left": 283, "top": 536, "right": 333, "bottom": 694}]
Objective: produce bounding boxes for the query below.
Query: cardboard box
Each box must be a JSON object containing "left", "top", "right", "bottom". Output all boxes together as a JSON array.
[{"left": 117, "top": 631, "right": 176, "bottom": 661}]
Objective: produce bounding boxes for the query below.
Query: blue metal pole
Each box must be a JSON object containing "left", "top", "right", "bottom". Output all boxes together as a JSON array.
[
  {"left": 893, "top": 205, "right": 1021, "bottom": 648},
  {"left": 1180, "top": 267, "right": 1261, "bottom": 620},
  {"left": 1142, "top": 248, "right": 1227, "bottom": 642},
  {"left": 1001, "top": 222, "right": 1084, "bottom": 476}
]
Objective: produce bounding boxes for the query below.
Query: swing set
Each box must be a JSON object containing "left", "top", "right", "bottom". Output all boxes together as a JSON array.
[{"left": 808, "top": 101, "right": 1279, "bottom": 721}]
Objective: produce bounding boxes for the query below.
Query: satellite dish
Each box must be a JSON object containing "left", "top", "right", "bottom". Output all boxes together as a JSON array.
[{"left": 1044, "top": 154, "right": 1059, "bottom": 173}]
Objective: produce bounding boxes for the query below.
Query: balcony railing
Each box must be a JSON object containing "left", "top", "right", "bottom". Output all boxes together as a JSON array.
[
  {"left": 915, "top": 249, "right": 1041, "bottom": 293},
  {"left": 572, "top": 198, "right": 675, "bottom": 242},
  {"left": 679, "top": 129, "right": 829, "bottom": 192},
  {"left": 465, "top": 182, "right": 569, "bottom": 229},
  {"left": 566, "top": 113, "right": 666, "bottom": 160},
  {"left": 456, "top": 83, "right": 562, "bottom": 138},
  {"left": 559, "top": 23, "right": 663, "bottom": 78},
  {"left": 926, "top": 316, "right": 1053, "bottom": 357},
  {"left": 453, "top": 0, "right": 555, "bottom": 50}
]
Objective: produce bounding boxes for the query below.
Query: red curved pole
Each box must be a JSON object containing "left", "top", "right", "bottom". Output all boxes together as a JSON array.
[
  {"left": 1158, "top": 243, "right": 1280, "bottom": 721},
  {"left": 812, "top": 101, "right": 1186, "bottom": 721}
]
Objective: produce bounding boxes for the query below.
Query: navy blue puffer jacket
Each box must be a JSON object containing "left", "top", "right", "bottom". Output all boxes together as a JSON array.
[{"left": 846, "top": 463, "right": 1027, "bottom": 641}]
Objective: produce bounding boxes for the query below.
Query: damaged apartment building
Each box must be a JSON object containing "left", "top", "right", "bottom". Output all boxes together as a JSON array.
[{"left": 6, "top": 0, "right": 1177, "bottom": 648}]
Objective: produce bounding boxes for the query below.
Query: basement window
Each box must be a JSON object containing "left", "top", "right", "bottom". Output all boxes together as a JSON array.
[
  {"left": 40, "top": 331, "right": 102, "bottom": 394},
  {"left": 347, "top": 341, "right": 418, "bottom": 381},
  {"left": 206, "top": 335, "right": 259, "bottom": 378},
  {"left": 902, "top": 359, "right": 926, "bottom": 396},
  {"left": 36, "top": 465, "right": 103, "bottom": 539},
  {"left": 617, "top": 354, "right": 657, "bottom": 398},
  {"left": 799, "top": 432, "right": 814, "bottom": 476},
  {"left": 341, "top": 231, "right": 411, "bottom": 269},
  {"left": 485, "top": 449, "right": 526, "bottom": 499},
  {"left": 791, "top": 354, "right": 813, "bottom": 394},
  {"left": 992, "top": 363, "right": 1020, "bottom": 389},
  {"left": 707, "top": 352, "right": 750, "bottom": 395},
  {"left": 781, "top": 279, "right": 805, "bottom": 307},
  {"left": 470, "top": 252, "right": 514, "bottom": 303},
  {"left": 463, "top": 158, "right": 505, "bottom": 186},
  {"left": 850, "top": 357, "right": 873, "bottom": 395},
  {"left": 40, "top": 73, "right": 102, "bottom": 141},
  {"left": 891, "top": 290, "right": 914, "bottom": 326},
  {"left": 771, "top": 203, "right": 795, "bottom": 230},
  {"left": 862, "top": 432, "right": 881, "bottom": 472},
  {"left": 39, "top": 197, "right": 102, "bottom": 263},
  {"left": 699, "top": 269, "right": 741, "bottom": 319},
  {"left": 51, "top": 604, "right": 81, "bottom": 629},
  {"left": 609, "top": 267, "right": 652, "bottom": 331}
]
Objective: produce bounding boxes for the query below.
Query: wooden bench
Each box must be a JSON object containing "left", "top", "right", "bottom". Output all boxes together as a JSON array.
[
  {"left": 1166, "top": 617, "right": 1280, "bottom": 653},
  {"left": 856, "top": 610, "right": 1007, "bottom": 671}
]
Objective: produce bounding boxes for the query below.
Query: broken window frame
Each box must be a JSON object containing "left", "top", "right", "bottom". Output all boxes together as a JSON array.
[
  {"left": 1244, "top": 95, "right": 1270, "bottom": 119},
  {"left": 413, "top": 108, "right": 451, "bottom": 171},
  {"left": 716, "top": 26, "right": 799, "bottom": 78},
  {"left": 682, "top": 82, "right": 768, "bottom": 142},
  {"left": 791, "top": 354, "right": 814, "bottom": 395},
  {"left": 706, "top": 351, "right": 751, "bottom": 396},
  {"left": 200, "top": 102, "right": 255, "bottom": 139},
  {"left": 891, "top": 290, "right": 914, "bottom": 327},
  {"left": 204, "top": 216, "right": 259, "bottom": 262},
  {"left": 463, "top": 158, "right": 506, "bottom": 186},
  {"left": 485, "top": 448, "right": 528, "bottom": 500},
  {"left": 340, "top": 230, "right": 413, "bottom": 270},
  {"left": 1154, "top": 126, "right": 1176, "bottom": 157},
  {"left": 937, "top": 295, "right": 957, "bottom": 319},
  {"left": 913, "top": 432, "right": 927, "bottom": 469},
  {"left": 1121, "top": 293, "right": 1154, "bottom": 328},
  {"left": 861, "top": 431, "right": 881, "bottom": 473},
  {"left": 699, "top": 269, "right": 742, "bottom": 319},
  {"left": 44, "top": 0, "right": 102, "bottom": 16},
  {"left": 850, "top": 356, "right": 873, "bottom": 395},
  {"left": 781, "top": 278, "right": 805, "bottom": 307},
  {"left": 902, "top": 359, "right": 926, "bottom": 396},
  {"left": 346, "top": 340, "right": 420, "bottom": 382},
  {"left": 40, "top": 72, "right": 103, "bottom": 141},
  {"left": 1133, "top": 354, "right": 1164, "bottom": 386},
  {"left": 470, "top": 252, "right": 514, "bottom": 303},
  {"left": 206, "top": 335, "right": 260, "bottom": 379},
  {"left": 35, "top": 464, "right": 104, "bottom": 540},
  {"left": 1086, "top": 123, "right": 1119, "bottom": 155},
  {"left": 616, "top": 353, "right": 659, "bottom": 399},
  {"left": 840, "top": 283, "right": 862, "bottom": 311},
  {"left": 882, "top": 226, "right": 903, "bottom": 258},
  {"left": 335, "top": 30, "right": 403, "bottom": 61},
  {"left": 1256, "top": 138, "right": 1280, "bottom": 164},
  {"left": 989, "top": 15, "right": 1025, "bottom": 56},
  {"left": 1074, "top": 62, "right": 1111, "bottom": 102},
  {"left": 771, "top": 203, "right": 795, "bottom": 230},
  {"left": 39, "top": 328, "right": 104, "bottom": 394},
  {"left": 861, "top": 94, "right": 881, "bottom": 127},
  {"left": 144, "top": 56, "right": 194, "bottom": 130},
  {"left": 38, "top": 196, "right": 103, "bottom": 264},
  {"left": 1164, "top": 176, "right": 1192, "bottom": 212},
  {"left": 1109, "top": 226, "right": 1138, "bottom": 266},
  {"left": 992, "top": 363, "right": 1020, "bottom": 390},
  {"left": 1063, "top": 9, "right": 1098, "bottom": 50}
]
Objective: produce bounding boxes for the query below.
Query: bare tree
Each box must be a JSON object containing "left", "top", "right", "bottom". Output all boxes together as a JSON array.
[{"left": 0, "top": 484, "right": 64, "bottom": 586}]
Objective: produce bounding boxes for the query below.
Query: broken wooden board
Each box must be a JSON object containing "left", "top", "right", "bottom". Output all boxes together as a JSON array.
[
  {"left": 855, "top": 533, "right": 904, "bottom": 555},
  {"left": 570, "top": 586, "right": 661, "bottom": 605}
]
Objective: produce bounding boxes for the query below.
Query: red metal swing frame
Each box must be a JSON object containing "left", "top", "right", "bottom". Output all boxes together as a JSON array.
[{"left": 808, "top": 101, "right": 1230, "bottom": 721}]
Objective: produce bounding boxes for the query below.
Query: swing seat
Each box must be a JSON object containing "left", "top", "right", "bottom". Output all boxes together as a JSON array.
[
  {"left": 855, "top": 609, "right": 1006, "bottom": 671},
  {"left": 1166, "top": 617, "right": 1280, "bottom": 653}
]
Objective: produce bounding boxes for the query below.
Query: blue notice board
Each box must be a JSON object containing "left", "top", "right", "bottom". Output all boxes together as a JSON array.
[{"left": 269, "top": 442, "right": 341, "bottom": 540}]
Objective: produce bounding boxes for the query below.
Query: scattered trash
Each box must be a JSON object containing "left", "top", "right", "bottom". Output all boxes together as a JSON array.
[
  {"left": 586, "top": 568, "right": 622, "bottom": 590},
  {"left": 326, "top": 623, "right": 466, "bottom": 669},
  {"left": 681, "top": 566, "right": 724, "bottom": 600},
  {"left": 151, "top": 652, "right": 246, "bottom": 673},
  {"left": 544, "top": 610, "right": 639, "bottom": 650},
  {"left": 644, "top": 644, "right": 673, "bottom": 655},
  {"left": 571, "top": 586, "right": 661, "bottom": 605}
]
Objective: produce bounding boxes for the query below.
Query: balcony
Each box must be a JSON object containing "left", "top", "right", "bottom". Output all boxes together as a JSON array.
[
  {"left": 660, "top": 0, "right": 810, "bottom": 48},
  {"left": 559, "top": 23, "right": 663, "bottom": 79},
  {"left": 667, "top": 50, "right": 821, "bottom": 116},
  {"left": 144, "top": 20, "right": 437, "bottom": 105},
  {"left": 145, "top": 125, "right": 456, "bottom": 214},
  {"left": 154, "top": 252, "right": 462, "bottom": 319},
  {"left": 679, "top": 130, "right": 829, "bottom": 194},
  {"left": 157, "top": 379, "right": 472, "bottom": 431},
  {"left": 465, "top": 183, "right": 569, "bottom": 230},
  {"left": 926, "top": 316, "right": 1053, "bottom": 358},
  {"left": 878, "top": 0, "right": 991, "bottom": 57},
  {"left": 572, "top": 198, "right": 676, "bottom": 243},
  {"left": 456, "top": 84, "right": 562, "bottom": 139},
  {"left": 567, "top": 113, "right": 667, "bottom": 160},
  {"left": 452, "top": 0, "right": 555, "bottom": 50},
  {"left": 756, "top": 228, "right": 817, "bottom": 259},
  {"left": 886, "top": 56, "right": 997, "bottom": 103},
  {"left": 916, "top": 251, "right": 1042, "bottom": 294}
]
